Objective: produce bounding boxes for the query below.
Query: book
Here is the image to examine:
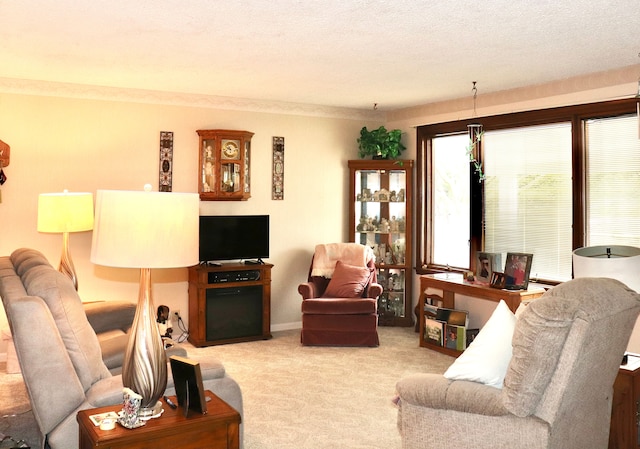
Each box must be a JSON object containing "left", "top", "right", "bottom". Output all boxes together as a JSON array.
[
  {"left": 424, "top": 317, "right": 444, "bottom": 346},
  {"left": 169, "top": 355, "right": 208, "bottom": 416},
  {"left": 435, "top": 308, "right": 469, "bottom": 327},
  {"left": 445, "top": 324, "right": 467, "bottom": 351},
  {"left": 466, "top": 328, "right": 480, "bottom": 347}
]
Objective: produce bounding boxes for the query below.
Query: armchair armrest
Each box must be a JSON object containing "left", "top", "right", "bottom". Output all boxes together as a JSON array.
[
  {"left": 365, "top": 282, "right": 383, "bottom": 299},
  {"left": 83, "top": 301, "right": 136, "bottom": 334},
  {"left": 298, "top": 282, "right": 321, "bottom": 299},
  {"left": 396, "top": 373, "right": 508, "bottom": 417}
]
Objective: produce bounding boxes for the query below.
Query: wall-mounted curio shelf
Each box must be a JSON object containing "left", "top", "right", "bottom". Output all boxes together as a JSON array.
[{"left": 197, "top": 129, "right": 254, "bottom": 201}]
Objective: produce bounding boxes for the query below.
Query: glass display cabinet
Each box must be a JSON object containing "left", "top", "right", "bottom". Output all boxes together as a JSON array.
[
  {"left": 348, "top": 160, "right": 413, "bottom": 326},
  {"left": 197, "top": 129, "right": 254, "bottom": 201}
]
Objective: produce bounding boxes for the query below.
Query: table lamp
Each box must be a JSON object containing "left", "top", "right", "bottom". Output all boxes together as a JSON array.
[
  {"left": 90, "top": 185, "right": 199, "bottom": 415},
  {"left": 37, "top": 191, "right": 94, "bottom": 290},
  {"left": 573, "top": 245, "right": 640, "bottom": 292}
]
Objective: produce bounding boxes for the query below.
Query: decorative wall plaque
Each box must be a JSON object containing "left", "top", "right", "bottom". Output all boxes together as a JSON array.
[
  {"left": 272, "top": 137, "right": 284, "bottom": 200},
  {"left": 159, "top": 131, "right": 173, "bottom": 192}
]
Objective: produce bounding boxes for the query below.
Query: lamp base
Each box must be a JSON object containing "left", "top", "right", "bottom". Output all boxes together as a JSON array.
[
  {"left": 122, "top": 268, "right": 168, "bottom": 411},
  {"left": 137, "top": 401, "right": 164, "bottom": 420}
]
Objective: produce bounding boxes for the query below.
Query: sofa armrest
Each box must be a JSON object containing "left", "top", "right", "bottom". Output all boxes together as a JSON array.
[
  {"left": 365, "top": 282, "right": 383, "bottom": 299},
  {"left": 396, "top": 373, "right": 508, "bottom": 417},
  {"left": 84, "top": 301, "right": 136, "bottom": 334},
  {"left": 298, "top": 282, "right": 320, "bottom": 299}
]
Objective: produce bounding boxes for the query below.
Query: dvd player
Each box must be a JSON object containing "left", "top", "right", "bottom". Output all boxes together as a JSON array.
[{"left": 208, "top": 270, "right": 261, "bottom": 284}]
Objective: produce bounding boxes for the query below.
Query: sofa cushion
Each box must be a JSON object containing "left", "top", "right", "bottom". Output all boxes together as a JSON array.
[
  {"left": 396, "top": 373, "right": 509, "bottom": 416},
  {"left": 444, "top": 300, "right": 516, "bottom": 389},
  {"left": 21, "top": 263, "right": 110, "bottom": 391},
  {"left": 301, "top": 297, "right": 377, "bottom": 315},
  {"left": 323, "top": 261, "right": 371, "bottom": 298},
  {"left": 10, "top": 248, "right": 51, "bottom": 276}
]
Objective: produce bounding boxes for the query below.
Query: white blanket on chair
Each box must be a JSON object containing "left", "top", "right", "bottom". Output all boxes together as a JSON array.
[{"left": 311, "top": 243, "right": 375, "bottom": 278}]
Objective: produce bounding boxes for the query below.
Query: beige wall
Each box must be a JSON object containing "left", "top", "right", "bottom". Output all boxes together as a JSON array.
[
  {"left": 0, "top": 88, "right": 384, "bottom": 355},
  {"left": 1, "top": 63, "right": 639, "bottom": 358}
]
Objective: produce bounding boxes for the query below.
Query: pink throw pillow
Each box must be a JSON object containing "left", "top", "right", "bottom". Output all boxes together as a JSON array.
[{"left": 323, "top": 260, "right": 371, "bottom": 298}]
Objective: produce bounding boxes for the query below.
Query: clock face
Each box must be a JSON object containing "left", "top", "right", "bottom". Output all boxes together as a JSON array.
[{"left": 221, "top": 140, "right": 240, "bottom": 160}]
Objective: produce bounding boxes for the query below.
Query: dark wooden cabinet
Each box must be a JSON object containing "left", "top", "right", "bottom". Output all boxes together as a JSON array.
[
  {"left": 348, "top": 160, "right": 414, "bottom": 327},
  {"left": 610, "top": 357, "right": 640, "bottom": 449},
  {"left": 188, "top": 263, "right": 272, "bottom": 346}
]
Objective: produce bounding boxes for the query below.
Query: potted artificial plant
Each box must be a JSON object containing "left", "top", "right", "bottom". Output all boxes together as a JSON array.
[{"left": 357, "top": 126, "right": 406, "bottom": 160}]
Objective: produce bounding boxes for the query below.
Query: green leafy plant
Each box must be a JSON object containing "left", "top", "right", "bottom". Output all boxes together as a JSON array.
[
  {"left": 466, "top": 128, "right": 485, "bottom": 182},
  {"left": 357, "top": 126, "right": 406, "bottom": 160}
]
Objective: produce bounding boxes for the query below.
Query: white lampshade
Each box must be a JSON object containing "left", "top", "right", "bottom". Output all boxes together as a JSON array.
[
  {"left": 37, "top": 191, "right": 94, "bottom": 233},
  {"left": 91, "top": 188, "right": 199, "bottom": 269},
  {"left": 573, "top": 245, "right": 640, "bottom": 293}
]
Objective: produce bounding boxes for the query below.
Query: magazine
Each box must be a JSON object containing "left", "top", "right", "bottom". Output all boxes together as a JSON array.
[{"left": 424, "top": 317, "right": 444, "bottom": 346}]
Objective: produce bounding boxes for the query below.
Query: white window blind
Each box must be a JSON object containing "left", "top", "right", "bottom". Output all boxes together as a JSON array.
[
  {"left": 585, "top": 114, "right": 640, "bottom": 247},
  {"left": 483, "top": 123, "right": 573, "bottom": 281}
]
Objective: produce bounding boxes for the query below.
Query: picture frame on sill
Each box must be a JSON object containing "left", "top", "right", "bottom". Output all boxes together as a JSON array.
[
  {"left": 503, "top": 252, "right": 533, "bottom": 290},
  {"left": 490, "top": 271, "right": 505, "bottom": 289},
  {"left": 475, "top": 251, "right": 502, "bottom": 283}
]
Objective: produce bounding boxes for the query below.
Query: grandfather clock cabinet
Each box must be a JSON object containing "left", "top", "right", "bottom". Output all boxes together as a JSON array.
[
  {"left": 348, "top": 160, "right": 414, "bottom": 327},
  {"left": 197, "top": 129, "right": 254, "bottom": 201}
]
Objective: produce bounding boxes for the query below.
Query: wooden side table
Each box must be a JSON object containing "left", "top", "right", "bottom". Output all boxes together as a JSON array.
[
  {"left": 77, "top": 390, "right": 241, "bottom": 449},
  {"left": 417, "top": 273, "right": 546, "bottom": 357},
  {"left": 609, "top": 355, "right": 640, "bottom": 449}
]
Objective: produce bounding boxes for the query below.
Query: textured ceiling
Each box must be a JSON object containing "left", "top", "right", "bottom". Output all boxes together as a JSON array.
[{"left": 1, "top": 0, "right": 639, "bottom": 111}]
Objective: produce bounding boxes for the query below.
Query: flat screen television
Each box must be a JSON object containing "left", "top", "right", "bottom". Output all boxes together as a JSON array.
[{"left": 199, "top": 215, "right": 269, "bottom": 263}]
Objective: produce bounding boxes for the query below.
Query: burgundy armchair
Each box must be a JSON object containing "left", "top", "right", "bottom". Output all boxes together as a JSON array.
[{"left": 298, "top": 243, "right": 383, "bottom": 346}]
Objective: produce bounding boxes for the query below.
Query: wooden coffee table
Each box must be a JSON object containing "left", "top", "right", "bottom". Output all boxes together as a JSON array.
[{"left": 77, "top": 390, "right": 240, "bottom": 449}]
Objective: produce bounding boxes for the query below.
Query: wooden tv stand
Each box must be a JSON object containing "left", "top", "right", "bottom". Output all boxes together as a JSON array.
[
  {"left": 418, "top": 273, "right": 546, "bottom": 357},
  {"left": 188, "top": 263, "right": 273, "bottom": 347}
]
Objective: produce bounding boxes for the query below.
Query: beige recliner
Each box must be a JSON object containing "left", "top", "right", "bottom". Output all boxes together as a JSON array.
[
  {"left": 396, "top": 277, "right": 640, "bottom": 449},
  {"left": 0, "top": 248, "right": 243, "bottom": 449}
]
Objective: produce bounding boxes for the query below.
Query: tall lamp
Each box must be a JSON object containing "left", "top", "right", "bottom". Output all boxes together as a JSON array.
[
  {"left": 37, "top": 191, "right": 94, "bottom": 290},
  {"left": 90, "top": 185, "right": 199, "bottom": 415},
  {"left": 573, "top": 245, "right": 640, "bottom": 292}
]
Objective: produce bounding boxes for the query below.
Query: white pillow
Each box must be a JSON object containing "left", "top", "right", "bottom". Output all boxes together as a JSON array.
[{"left": 443, "top": 299, "right": 516, "bottom": 389}]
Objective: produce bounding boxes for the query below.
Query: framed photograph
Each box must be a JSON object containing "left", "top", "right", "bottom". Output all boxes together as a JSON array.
[
  {"left": 490, "top": 271, "right": 505, "bottom": 289},
  {"left": 169, "top": 355, "right": 208, "bottom": 416},
  {"left": 475, "top": 252, "right": 502, "bottom": 283},
  {"left": 503, "top": 252, "right": 533, "bottom": 290}
]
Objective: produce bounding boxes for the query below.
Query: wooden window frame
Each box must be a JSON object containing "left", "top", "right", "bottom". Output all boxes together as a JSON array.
[{"left": 416, "top": 98, "right": 638, "bottom": 281}]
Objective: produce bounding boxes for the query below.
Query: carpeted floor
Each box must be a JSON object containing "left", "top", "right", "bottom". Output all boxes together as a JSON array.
[
  {"left": 0, "top": 326, "right": 454, "bottom": 449},
  {"left": 0, "top": 366, "right": 37, "bottom": 448}
]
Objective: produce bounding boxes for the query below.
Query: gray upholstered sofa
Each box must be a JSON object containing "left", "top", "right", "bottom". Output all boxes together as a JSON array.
[
  {"left": 83, "top": 300, "right": 136, "bottom": 373},
  {"left": 395, "top": 278, "right": 640, "bottom": 449},
  {"left": 0, "top": 248, "right": 243, "bottom": 449}
]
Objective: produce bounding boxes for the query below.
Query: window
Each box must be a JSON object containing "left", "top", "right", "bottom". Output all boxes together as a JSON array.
[
  {"left": 431, "top": 133, "right": 470, "bottom": 268},
  {"left": 585, "top": 114, "right": 640, "bottom": 247},
  {"left": 416, "top": 99, "right": 639, "bottom": 284},
  {"left": 483, "top": 124, "right": 572, "bottom": 281}
]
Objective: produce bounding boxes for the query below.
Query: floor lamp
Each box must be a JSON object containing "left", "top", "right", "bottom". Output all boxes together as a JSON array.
[
  {"left": 37, "top": 191, "right": 94, "bottom": 290},
  {"left": 90, "top": 185, "right": 199, "bottom": 415}
]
